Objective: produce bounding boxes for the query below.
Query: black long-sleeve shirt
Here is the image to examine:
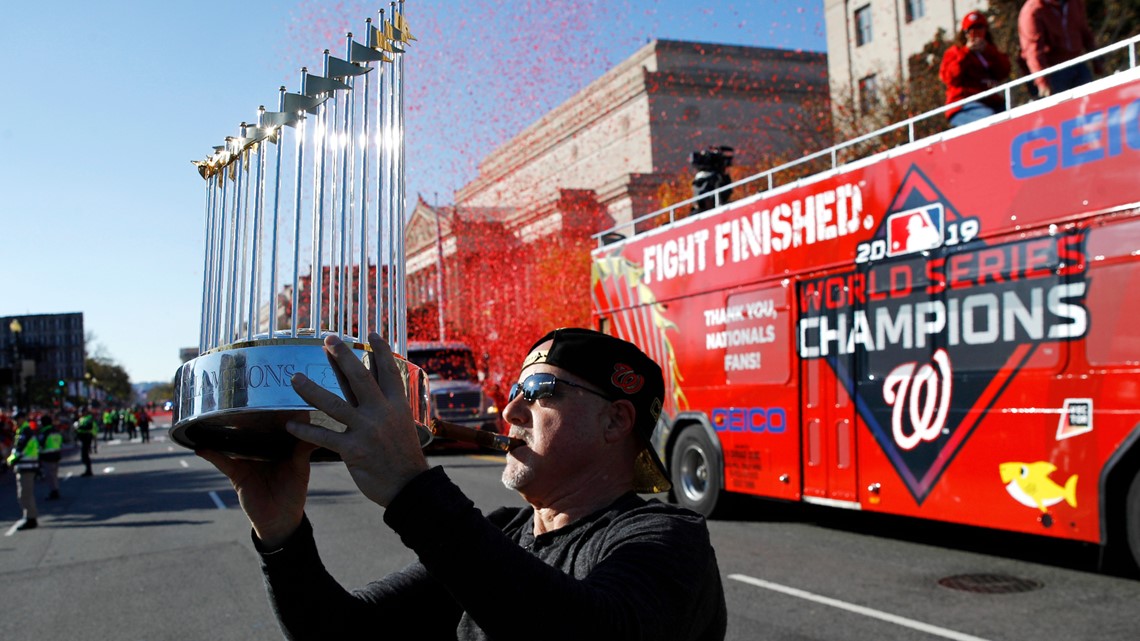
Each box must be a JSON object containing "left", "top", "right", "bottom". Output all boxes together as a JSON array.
[{"left": 258, "top": 466, "right": 727, "bottom": 640}]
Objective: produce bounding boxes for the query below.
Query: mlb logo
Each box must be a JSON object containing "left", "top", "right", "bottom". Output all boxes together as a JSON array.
[
  {"left": 887, "top": 204, "right": 944, "bottom": 257},
  {"left": 1056, "top": 398, "right": 1094, "bottom": 440}
]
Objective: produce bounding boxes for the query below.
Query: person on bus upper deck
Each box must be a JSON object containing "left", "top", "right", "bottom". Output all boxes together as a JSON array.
[
  {"left": 1019, "top": 0, "right": 1100, "bottom": 97},
  {"left": 940, "top": 11, "right": 1011, "bottom": 127},
  {"left": 199, "top": 327, "right": 728, "bottom": 640}
]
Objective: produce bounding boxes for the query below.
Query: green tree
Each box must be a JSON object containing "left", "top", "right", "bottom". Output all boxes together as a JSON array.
[
  {"left": 145, "top": 382, "right": 175, "bottom": 404},
  {"left": 86, "top": 357, "right": 132, "bottom": 405}
]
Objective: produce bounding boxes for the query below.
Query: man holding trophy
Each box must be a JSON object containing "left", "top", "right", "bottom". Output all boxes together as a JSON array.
[{"left": 199, "top": 328, "right": 727, "bottom": 640}]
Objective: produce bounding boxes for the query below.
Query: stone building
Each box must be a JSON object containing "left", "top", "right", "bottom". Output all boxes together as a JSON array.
[
  {"left": 2, "top": 313, "right": 85, "bottom": 407},
  {"left": 403, "top": 39, "right": 827, "bottom": 394}
]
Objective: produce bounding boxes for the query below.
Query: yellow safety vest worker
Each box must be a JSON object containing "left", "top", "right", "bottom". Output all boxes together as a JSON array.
[
  {"left": 40, "top": 426, "right": 62, "bottom": 462},
  {"left": 6, "top": 425, "right": 40, "bottom": 470},
  {"left": 42, "top": 430, "right": 62, "bottom": 453},
  {"left": 77, "top": 415, "right": 99, "bottom": 436}
]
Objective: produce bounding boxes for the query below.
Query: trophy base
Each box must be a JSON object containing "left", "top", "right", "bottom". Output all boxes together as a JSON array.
[
  {"left": 171, "top": 338, "right": 431, "bottom": 461},
  {"left": 171, "top": 409, "right": 343, "bottom": 461}
]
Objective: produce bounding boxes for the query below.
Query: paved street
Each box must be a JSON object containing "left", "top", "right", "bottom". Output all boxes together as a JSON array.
[{"left": 2, "top": 415, "right": 1139, "bottom": 640}]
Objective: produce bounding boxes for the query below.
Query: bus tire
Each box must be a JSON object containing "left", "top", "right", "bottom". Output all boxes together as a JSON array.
[
  {"left": 670, "top": 426, "right": 721, "bottom": 517},
  {"left": 1127, "top": 469, "right": 1140, "bottom": 571}
]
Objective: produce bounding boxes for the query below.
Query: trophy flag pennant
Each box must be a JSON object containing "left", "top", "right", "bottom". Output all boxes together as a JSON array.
[
  {"left": 282, "top": 91, "right": 326, "bottom": 115},
  {"left": 383, "top": 19, "right": 408, "bottom": 48},
  {"left": 351, "top": 39, "right": 391, "bottom": 63},
  {"left": 328, "top": 55, "right": 372, "bottom": 79},
  {"left": 239, "top": 125, "right": 276, "bottom": 145},
  {"left": 369, "top": 25, "right": 403, "bottom": 53},
  {"left": 261, "top": 110, "right": 299, "bottom": 128},
  {"left": 394, "top": 11, "right": 416, "bottom": 41},
  {"left": 304, "top": 73, "right": 352, "bottom": 95}
]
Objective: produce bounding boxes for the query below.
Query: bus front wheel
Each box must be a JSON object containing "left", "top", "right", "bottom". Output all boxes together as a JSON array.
[
  {"left": 1127, "top": 469, "right": 1140, "bottom": 571},
  {"left": 670, "top": 427, "right": 721, "bottom": 516}
]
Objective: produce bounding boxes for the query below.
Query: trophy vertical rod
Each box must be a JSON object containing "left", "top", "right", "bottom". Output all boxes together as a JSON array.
[
  {"left": 267, "top": 88, "right": 287, "bottom": 337},
  {"left": 311, "top": 61, "right": 329, "bottom": 338},
  {"left": 237, "top": 129, "right": 253, "bottom": 342},
  {"left": 383, "top": 5, "right": 396, "bottom": 348},
  {"left": 213, "top": 163, "right": 230, "bottom": 349},
  {"left": 247, "top": 118, "right": 267, "bottom": 342},
  {"left": 358, "top": 19, "right": 375, "bottom": 339},
  {"left": 327, "top": 78, "right": 341, "bottom": 336},
  {"left": 199, "top": 176, "right": 216, "bottom": 352},
  {"left": 375, "top": 9, "right": 387, "bottom": 341},
  {"left": 337, "top": 34, "right": 355, "bottom": 338},
  {"left": 225, "top": 136, "right": 246, "bottom": 344},
  {"left": 393, "top": 0, "right": 408, "bottom": 355},
  {"left": 290, "top": 69, "right": 309, "bottom": 337},
  {"left": 347, "top": 60, "right": 360, "bottom": 340}
]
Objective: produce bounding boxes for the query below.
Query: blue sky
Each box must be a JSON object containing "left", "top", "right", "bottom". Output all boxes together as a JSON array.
[{"left": 0, "top": 0, "right": 825, "bottom": 383}]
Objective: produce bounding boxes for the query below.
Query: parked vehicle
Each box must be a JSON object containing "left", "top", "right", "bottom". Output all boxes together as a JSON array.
[{"left": 407, "top": 342, "right": 503, "bottom": 448}]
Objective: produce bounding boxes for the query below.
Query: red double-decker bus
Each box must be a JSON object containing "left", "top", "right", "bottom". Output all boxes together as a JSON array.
[{"left": 591, "top": 41, "right": 1140, "bottom": 570}]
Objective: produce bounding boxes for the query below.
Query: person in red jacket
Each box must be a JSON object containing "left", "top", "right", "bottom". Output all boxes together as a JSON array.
[
  {"left": 940, "top": 11, "right": 1011, "bottom": 127},
  {"left": 1019, "top": 0, "right": 1099, "bottom": 98}
]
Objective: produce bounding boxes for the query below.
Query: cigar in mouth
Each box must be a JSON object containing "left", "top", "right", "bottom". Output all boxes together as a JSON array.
[{"left": 428, "top": 420, "right": 525, "bottom": 452}]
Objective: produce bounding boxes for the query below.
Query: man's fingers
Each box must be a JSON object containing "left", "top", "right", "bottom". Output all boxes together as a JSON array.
[
  {"left": 291, "top": 372, "right": 358, "bottom": 426},
  {"left": 325, "top": 338, "right": 359, "bottom": 407},
  {"left": 323, "top": 334, "right": 380, "bottom": 405},
  {"left": 286, "top": 420, "right": 343, "bottom": 454},
  {"left": 196, "top": 448, "right": 237, "bottom": 478},
  {"left": 367, "top": 333, "right": 407, "bottom": 402}
]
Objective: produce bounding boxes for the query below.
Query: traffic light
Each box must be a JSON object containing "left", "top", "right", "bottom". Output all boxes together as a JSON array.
[{"left": 58, "top": 379, "right": 66, "bottom": 387}]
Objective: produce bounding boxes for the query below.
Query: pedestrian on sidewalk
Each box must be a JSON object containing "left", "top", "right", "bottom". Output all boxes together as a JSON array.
[{"left": 6, "top": 414, "right": 40, "bottom": 530}]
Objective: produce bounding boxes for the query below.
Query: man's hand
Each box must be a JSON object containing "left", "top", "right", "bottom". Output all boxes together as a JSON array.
[
  {"left": 198, "top": 440, "right": 317, "bottom": 549},
  {"left": 286, "top": 333, "right": 429, "bottom": 508}
]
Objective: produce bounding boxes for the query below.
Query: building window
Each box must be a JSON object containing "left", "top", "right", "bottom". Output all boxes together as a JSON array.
[
  {"left": 854, "top": 5, "right": 872, "bottom": 47},
  {"left": 905, "top": 0, "right": 925, "bottom": 23},
  {"left": 859, "top": 74, "right": 878, "bottom": 114}
]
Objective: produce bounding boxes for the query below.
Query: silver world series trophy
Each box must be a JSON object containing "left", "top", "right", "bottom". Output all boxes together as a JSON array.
[{"left": 172, "top": 3, "right": 431, "bottom": 459}]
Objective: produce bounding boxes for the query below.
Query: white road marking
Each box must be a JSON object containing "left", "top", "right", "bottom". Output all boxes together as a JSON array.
[
  {"left": 179, "top": 460, "right": 190, "bottom": 468},
  {"left": 4, "top": 522, "right": 21, "bottom": 537},
  {"left": 728, "top": 574, "right": 994, "bottom": 641},
  {"left": 208, "top": 491, "right": 227, "bottom": 510}
]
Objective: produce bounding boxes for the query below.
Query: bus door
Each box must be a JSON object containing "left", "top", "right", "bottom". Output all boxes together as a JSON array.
[{"left": 799, "top": 273, "right": 859, "bottom": 506}]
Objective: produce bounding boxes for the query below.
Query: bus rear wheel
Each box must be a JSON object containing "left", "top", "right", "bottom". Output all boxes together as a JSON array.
[
  {"left": 1127, "top": 470, "right": 1140, "bottom": 571},
  {"left": 670, "top": 427, "right": 721, "bottom": 516}
]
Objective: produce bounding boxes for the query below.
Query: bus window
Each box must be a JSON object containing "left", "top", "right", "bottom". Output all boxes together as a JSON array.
[
  {"left": 1085, "top": 217, "right": 1140, "bottom": 366},
  {"left": 724, "top": 284, "right": 791, "bottom": 385}
]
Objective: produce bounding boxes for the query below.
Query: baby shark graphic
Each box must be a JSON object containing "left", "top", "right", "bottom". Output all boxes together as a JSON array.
[{"left": 999, "top": 462, "right": 1078, "bottom": 512}]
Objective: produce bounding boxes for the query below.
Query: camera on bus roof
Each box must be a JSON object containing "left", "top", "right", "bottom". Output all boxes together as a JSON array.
[{"left": 689, "top": 146, "right": 735, "bottom": 172}]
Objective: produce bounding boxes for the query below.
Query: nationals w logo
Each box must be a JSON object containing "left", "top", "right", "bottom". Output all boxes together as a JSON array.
[
  {"left": 883, "top": 349, "right": 952, "bottom": 452},
  {"left": 796, "top": 166, "right": 1089, "bottom": 503}
]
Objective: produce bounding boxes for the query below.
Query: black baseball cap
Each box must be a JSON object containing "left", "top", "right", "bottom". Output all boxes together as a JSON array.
[{"left": 522, "top": 327, "right": 670, "bottom": 493}]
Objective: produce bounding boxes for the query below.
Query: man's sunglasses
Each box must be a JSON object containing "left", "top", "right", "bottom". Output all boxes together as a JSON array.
[{"left": 508, "top": 372, "right": 614, "bottom": 403}]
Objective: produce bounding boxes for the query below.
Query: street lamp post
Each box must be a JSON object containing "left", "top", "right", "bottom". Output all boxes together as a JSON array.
[{"left": 9, "top": 318, "right": 22, "bottom": 411}]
